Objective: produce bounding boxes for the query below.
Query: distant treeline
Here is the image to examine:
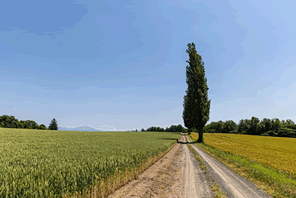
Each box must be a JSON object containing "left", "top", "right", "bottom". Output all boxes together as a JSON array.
[
  {"left": 0, "top": 115, "right": 57, "bottom": 130},
  {"left": 142, "top": 117, "right": 296, "bottom": 138},
  {"left": 142, "top": 124, "right": 186, "bottom": 132},
  {"left": 204, "top": 117, "right": 296, "bottom": 138}
]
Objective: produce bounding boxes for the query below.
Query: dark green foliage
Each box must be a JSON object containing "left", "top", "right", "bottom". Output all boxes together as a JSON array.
[
  {"left": 282, "top": 119, "right": 296, "bottom": 129},
  {"left": 250, "top": 116, "right": 260, "bottom": 135},
  {"left": 48, "top": 118, "right": 58, "bottom": 130},
  {"left": 183, "top": 42, "right": 211, "bottom": 142},
  {"left": 237, "top": 117, "right": 263, "bottom": 135},
  {"left": 39, "top": 124, "right": 47, "bottom": 130},
  {"left": 238, "top": 119, "right": 246, "bottom": 133},
  {"left": 205, "top": 120, "right": 237, "bottom": 134},
  {"left": 271, "top": 118, "right": 281, "bottom": 133},
  {"left": 145, "top": 124, "right": 185, "bottom": 132},
  {"left": 278, "top": 128, "right": 296, "bottom": 138},
  {"left": 170, "top": 124, "right": 184, "bottom": 132},
  {"left": 261, "top": 130, "right": 278, "bottom": 137},
  {"left": 24, "top": 120, "right": 39, "bottom": 129},
  {"left": 261, "top": 118, "right": 273, "bottom": 132},
  {"left": 239, "top": 119, "right": 251, "bottom": 134},
  {"left": 146, "top": 126, "right": 164, "bottom": 132},
  {"left": 19, "top": 120, "right": 32, "bottom": 129},
  {"left": 0, "top": 115, "right": 46, "bottom": 130},
  {"left": 182, "top": 95, "right": 194, "bottom": 132},
  {"left": 188, "top": 127, "right": 197, "bottom": 134},
  {"left": 203, "top": 117, "right": 296, "bottom": 138},
  {"left": 280, "top": 119, "right": 296, "bottom": 132},
  {"left": 0, "top": 115, "right": 50, "bottom": 130},
  {"left": 204, "top": 121, "right": 223, "bottom": 133},
  {"left": 0, "top": 115, "right": 21, "bottom": 128},
  {"left": 221, "top": 120, "right": 237, "bottom": 133}
]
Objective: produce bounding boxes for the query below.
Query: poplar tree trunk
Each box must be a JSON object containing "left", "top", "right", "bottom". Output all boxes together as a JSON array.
[{"left": 197, "top": 129, "right": 204, "bottom": 143}]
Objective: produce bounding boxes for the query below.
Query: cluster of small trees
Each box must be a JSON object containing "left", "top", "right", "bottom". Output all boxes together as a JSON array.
[
  {"left": 204, "top": 117, "right": 296, "bottom": 138},
  {"left": 143, "top": 124, "right": 186, "bottom": 132},
  {"left": 0, "top": 115, "right": 58, "bottom": 130}
]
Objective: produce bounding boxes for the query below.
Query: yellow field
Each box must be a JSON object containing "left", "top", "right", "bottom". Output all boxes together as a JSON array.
[{"left": 191, "top": 133, "right": 296, "bottom": 176}]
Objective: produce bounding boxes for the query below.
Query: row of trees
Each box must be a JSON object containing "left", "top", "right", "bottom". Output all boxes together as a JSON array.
[
  {"left": 204, "top": 117, "right": 296, "bottom": 138},
  {"left": 0, "top": 115, "right": 58, "bottom": 130},
  {"left": 143, "top": 124, "right": 186, "bottom": 132}
]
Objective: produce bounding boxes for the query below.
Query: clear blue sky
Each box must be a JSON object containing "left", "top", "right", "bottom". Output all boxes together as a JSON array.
[{"left": 1, "top": 0, "right": 295, "bottom": 131}]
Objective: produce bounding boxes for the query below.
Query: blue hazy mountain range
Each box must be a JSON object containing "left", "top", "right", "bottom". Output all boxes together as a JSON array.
[{"left": 58, "top": 126, "right": 102, "bottom": 131}]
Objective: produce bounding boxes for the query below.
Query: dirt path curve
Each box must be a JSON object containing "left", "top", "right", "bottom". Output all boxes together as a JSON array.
[
  {"left": 185, "top": 135, "right": 271, "bottom": 198},
  {"left": 109, "top": 134, "right": 214, "bottom": 198},
  {"left": 108, "top": 135, "right": 185, "bottom": 198}
]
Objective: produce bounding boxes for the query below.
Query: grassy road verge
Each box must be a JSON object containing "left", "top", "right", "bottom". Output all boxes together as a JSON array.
[{"left": 189, "top": 133, "right": 296, "bottom": 197}]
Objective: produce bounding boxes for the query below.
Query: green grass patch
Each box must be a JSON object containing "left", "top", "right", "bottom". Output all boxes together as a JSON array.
[
  {"left": 211, "top": 183, "right": 227, "bottom": 198},
  {"left": 189, "top": 134, "right": 296, "bottom": 197},
  {"left": 187, "top": 143, "right": 207, "bottom": 171}
]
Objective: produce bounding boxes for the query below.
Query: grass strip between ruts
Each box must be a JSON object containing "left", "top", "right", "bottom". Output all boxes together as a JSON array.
[
  {"left": 185, "top": 136, "right": 226, "bottom": 198},
  {"left": 189, "top": 134, "right": 296, "bottom": 198}
]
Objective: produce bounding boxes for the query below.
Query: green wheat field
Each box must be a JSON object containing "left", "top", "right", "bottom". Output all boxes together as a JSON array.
[{"left": 0, "top": 128, "right": 180, "bottom": 197}]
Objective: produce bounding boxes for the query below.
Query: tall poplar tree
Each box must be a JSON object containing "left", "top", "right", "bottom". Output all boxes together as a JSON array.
[{"left": 183, "top": 42, "right": 211, "bottom": 143}]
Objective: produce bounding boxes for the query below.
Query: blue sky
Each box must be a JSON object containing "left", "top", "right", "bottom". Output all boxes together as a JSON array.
[{"left": 1, "top": 0, "right": 295, "bottom": 131}]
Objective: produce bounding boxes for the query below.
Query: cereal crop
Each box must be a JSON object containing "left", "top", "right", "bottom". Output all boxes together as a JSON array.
[
  {"left": 0, "top": 128, "right": 180, "bottom": 197},
  {"left": 191, "top": 133, "right": 296, "bottom": 176}
]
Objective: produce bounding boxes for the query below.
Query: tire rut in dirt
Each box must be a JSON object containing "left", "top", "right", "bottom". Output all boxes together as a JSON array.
[
  {"left": 183, "top": 141, "right": 213, "bottom": 198},
  {"left": 185, "top": 135, "right": 271, "bottom": 198}
]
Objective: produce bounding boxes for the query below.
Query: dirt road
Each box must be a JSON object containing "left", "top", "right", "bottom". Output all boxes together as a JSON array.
[
  {"left": 109, "top": 134, "right": 270, "bottom": 198},
  {"left": 183, "top": 138, "right": 213, "bottom": 198},
  {"left": 185, "top": 135, "right": 270, "bottom": 198},
  {"left": 108, "top": 136, "right": 186, "bottom": 198}
]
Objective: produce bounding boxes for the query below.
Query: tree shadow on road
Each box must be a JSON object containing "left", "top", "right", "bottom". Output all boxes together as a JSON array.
[
  {"left": 177, "top": 141, "right": 195, "bottom": 144},
  {"left": 157, "top": 138, "right": 196, "bottom": 144},
  {"left": 158, "top": 138, "right": 179, "bottom": 140}
]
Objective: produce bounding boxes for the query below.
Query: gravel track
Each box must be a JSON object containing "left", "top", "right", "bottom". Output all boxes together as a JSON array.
[
  {"left": 183, "top": 136, "right": 213, "bottom": 198},
  {"left": 109, "top": 134, "right": 271, "bottom": 198},
  {"left": 109, "top": 135, "right": 214, "bottom": 198},
  {"left": 185, "top": 135, "right": 271, "bottom": 198},
  {"left": 108, "top": 136, "right": 185, "bottom": 198}
]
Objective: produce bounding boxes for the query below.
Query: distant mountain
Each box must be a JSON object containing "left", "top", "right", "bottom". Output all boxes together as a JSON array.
[{"left": 58, "top": 126, "right": 102, "bottom": 131}]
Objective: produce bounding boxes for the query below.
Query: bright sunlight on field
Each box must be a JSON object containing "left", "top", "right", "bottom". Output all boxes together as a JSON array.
[
  {"left": 0, "top": 128, "right": 180, "bottom": 197},
  {"left": 191, "top": 133, "right": 296, "bottom": 176},
  {"left": 190, "top": 132, "right": 296, "bottom": 197}
]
